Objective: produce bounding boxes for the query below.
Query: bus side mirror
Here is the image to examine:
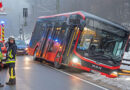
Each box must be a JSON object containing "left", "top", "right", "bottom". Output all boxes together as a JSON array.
[
  {"left": 126, "top": 42, "right": 130, "bottom": 52},
  {"left": 79, "top": 20, "right": 86, "bottom": 31}
]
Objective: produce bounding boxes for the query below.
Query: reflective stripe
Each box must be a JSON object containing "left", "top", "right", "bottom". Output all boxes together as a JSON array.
[
  {"left": 6, "top": 61, "right": 15, "bottom": 63},
  {"left": 6, "top": 59, "right": 16, "bottom": 63},
  {"left": 6, "top": 49, "right": 16, "bottom": 63},
  {"left": 0, "top": 52, "right": 3, "bottom": 59},
  {"left": 10, "top": 67, "right": 15, "bottom": 79},
  {"left": 9, "top": 50, "right": 13, "bottom": 59}
]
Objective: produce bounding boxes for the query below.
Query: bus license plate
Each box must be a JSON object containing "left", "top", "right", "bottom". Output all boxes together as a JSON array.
[{"left": 91, "top": 64, "right": 102, "bottom": 70}]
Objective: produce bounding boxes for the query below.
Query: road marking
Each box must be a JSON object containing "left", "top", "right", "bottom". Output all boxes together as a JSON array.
[{"left": 44, "top": 64, "right": 108, "bottom": 90}]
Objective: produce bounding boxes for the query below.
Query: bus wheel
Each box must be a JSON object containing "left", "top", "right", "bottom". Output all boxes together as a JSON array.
[
  {"left": 33, "top": 49, "right": 38, "bottom": 60},
  {"left": 54, "top": 53, "right": 62, "bottom": 69}
]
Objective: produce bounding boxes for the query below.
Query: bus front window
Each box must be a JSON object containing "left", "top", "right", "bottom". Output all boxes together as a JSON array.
[{"left": 76, "top": 19, "right": 128, "bottom": 66}]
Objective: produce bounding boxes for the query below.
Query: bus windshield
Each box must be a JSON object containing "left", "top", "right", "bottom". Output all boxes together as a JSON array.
[{"left": 76, "top": 19, "right": 128, "bottom": 65}]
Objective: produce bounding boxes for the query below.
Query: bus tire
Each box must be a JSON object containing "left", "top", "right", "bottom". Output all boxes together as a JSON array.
[
  {"left": 54, "top": 53, "right": 62, "bottom": 69},
  {"left": 33, "top": 48, "right": 38, "bottom": 60}
]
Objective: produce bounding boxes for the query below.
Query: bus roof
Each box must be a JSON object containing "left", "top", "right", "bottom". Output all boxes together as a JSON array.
[
  {"left": 82, "top": 11, "right": 127, "bottom": 31},
  {"left": 38, "top": 11, "right": 85, "bottom": 19},
  {"left": 38, "top": 11, "right": 128, "bottom": 32}
]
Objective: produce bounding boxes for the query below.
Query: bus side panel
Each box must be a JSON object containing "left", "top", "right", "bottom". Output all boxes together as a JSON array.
[
  {"left": 43, "top": 41, "right": 60, "bottom": 62},
  {"left": 45, "top": 52, "right": 56, "bottom": 61},
  {"left": 28, "top": 42, "right": 40, "bottom": 56},
  {"left": 27, "top": 47, "right": 34, "bottom": 56}
]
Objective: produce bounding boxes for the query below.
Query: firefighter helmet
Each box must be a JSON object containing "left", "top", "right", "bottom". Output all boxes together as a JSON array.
[{"left": 8, "top": 36, "right": 15, "bottom": 42}]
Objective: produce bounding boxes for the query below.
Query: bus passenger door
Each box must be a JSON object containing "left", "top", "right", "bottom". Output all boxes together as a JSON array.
[
  {"left": 45, "top": 23, "right": 62, "bottom": 61},
  {"left": 39, "top": 24, "right": 52, "bottom": 58},
  {"left": 62, "top": 25, "right": 79, "bottom": 64},
  {"left": 41, "top": 23, "right": 55, "bottom": 60},
  {"left": 62, "top": 15, "right": 81, "bottom": 64}
]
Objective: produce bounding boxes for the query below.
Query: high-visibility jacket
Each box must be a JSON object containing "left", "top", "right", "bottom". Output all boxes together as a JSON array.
[
  {"left": 0, "top": 52, "right": 3, "bottom": 63},
  {"left": 0, "top": 47, "right": 3, "bottom": 60},
  {"left": 6, "top": 44, "right": 17, "bottom": 64},
  {"left": 0, "top": 52, "right": 3, "bottom": 60}
]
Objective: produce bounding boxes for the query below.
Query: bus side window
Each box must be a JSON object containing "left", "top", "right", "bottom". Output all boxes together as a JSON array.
[
  {"left": 47, "top": 24, "right": 54, "bottom": 51},
  {"left": 57, "top": 27, "right": 61, "bottom": 40},
  {"left": 59, "top": 22, "right": 68, "bottom": 42},
  {"left": 53, "top": 23, "right": 61, "bottom": 41},
  {"left": 47, "top": 23, "right": 60, "bottom": 51},
  {"left": 31, "top": 22, "right": 44, "bottom": 48}
]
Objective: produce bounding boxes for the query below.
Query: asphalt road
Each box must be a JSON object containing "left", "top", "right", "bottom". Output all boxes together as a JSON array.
[{"left": 0, "top": 56, "right": 107, "bottom": 90}]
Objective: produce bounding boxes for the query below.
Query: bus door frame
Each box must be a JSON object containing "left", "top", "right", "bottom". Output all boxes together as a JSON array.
[
  {"left": 39, "top": 23, "right": 53, "bottom": 57},
  {"left": 43, "top": 23, "right": 55, "bottom": 57},
  {"left": 62, "top": 15, "right": 83, "bottom": 64}
]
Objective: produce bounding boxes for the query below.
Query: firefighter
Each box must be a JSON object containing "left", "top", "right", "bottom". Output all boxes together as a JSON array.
[{"left": 6, "top": 37, "right": 17, "bottom": 85}]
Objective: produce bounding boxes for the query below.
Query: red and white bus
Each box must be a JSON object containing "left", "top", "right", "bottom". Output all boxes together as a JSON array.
[{"left": 28, "top": 11, "right": 130, "bottom": 78}]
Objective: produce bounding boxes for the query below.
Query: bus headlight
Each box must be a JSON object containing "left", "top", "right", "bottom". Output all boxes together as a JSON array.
[
  {"left": 25, "top": 48, "right": 28, "bottom": 51},
  {"left": 72, "top": 57, "right": 81, "bottom": 64}
]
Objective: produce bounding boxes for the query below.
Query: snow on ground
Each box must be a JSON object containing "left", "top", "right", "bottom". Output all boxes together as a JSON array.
[
  {"left": 120, "top": 65, "right": 130, "bottom": 70},
  {"left": 120, "top": 58, "right": 130, "bottom": 70},
  {"left": 120, "top": 51, "right": 130, "bottom": 70},
  {"left": 82, "top": 72, "right": 130, "bottom": 90},
  {"left": 123, "top": 52, "right": 130, "bottom": 60},
  {"left": 122, "top": 60, "right": 130, "bottom": 64}
]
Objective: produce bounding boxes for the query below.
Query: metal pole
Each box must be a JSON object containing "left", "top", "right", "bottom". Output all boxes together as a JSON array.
[
  {"left": 22, "top": 25, "right": 24, "bottom": 40},
  {"left": 19, "top": 15, "right": 22, "bottom": 40},
  {"left": 56, "top": 0, "right": 60, "bottom": 14}
]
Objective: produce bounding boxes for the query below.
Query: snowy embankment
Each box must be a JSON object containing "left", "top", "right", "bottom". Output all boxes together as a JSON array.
[
  {"left": 120, "top": 52, "right": 130, "bottom": 70},
  {"left": 123, "top": 52, "right": 130, "bottom": 60},
  {"left": 82, "top": 72, "right": 130, "bottom": 90}
]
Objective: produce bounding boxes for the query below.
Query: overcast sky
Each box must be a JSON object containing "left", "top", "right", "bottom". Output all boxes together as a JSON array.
[{"left": 0, "top": 0, "right": 30, "bottom": 38}]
